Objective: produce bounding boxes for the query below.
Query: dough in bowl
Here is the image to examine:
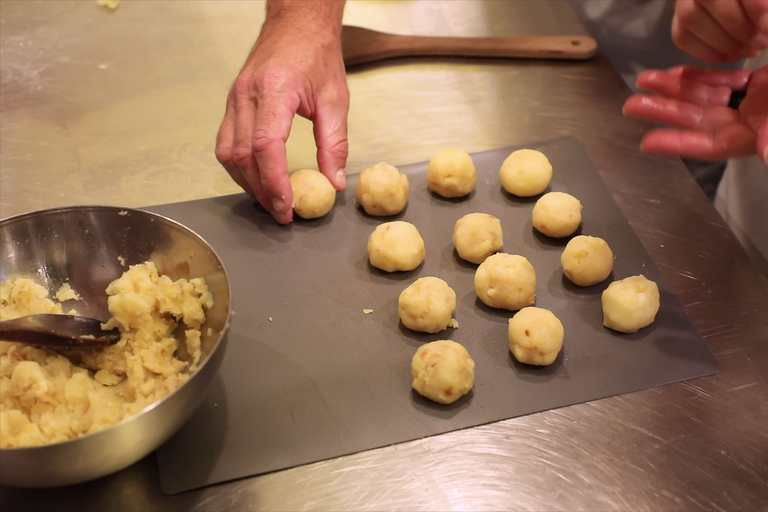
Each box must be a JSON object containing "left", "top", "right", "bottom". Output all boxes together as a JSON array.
[
  {"left": 474, "top": 253, "right": 536, "bottom": 311},
  {"left": 602, "top": 275, "right": 660, "bottom": 333},
  {"left": 427, "top": 148, "right": 477, "bottom": 198},
  {"left": 508, "top": 306, "right": 564, "bottom": 366},
  {"left": 411, "top": 340, "right": 475, "bottom": 405},
  {"left": 399, "top": 277, "right": 457, "bottom": 333},
  {"left": 532, "top": 191, "right": 582, "bottom": 238},
  {"left": 290, "top": 169, "right": 336, "bottom": 219},
  {"left": 367, "top": 221, "right": 426, "bottom": 272},
  {"left": 561, "top": 235, "right": 614, "bottom": 286},
  {"left": 453, "top": 212, "right": 504, "bottom": 264},
  {"left": 499, "top": 149, "right": 553, "bottom": 197},
  {"left": 356, "top": 162, "right": 410, "bottom": 216}
]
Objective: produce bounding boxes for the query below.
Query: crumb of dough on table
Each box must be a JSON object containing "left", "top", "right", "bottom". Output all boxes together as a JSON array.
[
  {"left": 0, "top": 261, "right": 213, "bottom": 448},
  {"left": 363, "top": 309, "right": 374, "bottom": 314},
  {"left": 97, "top": 0, "right": 120, "bottom": 10}
]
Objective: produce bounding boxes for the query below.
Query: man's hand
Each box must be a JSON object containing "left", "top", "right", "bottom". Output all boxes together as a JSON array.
[
  {"left": 623, "top": 65, "right": 768, "bottom": 163},
  {"left": 215, "top": 0, "right": 349, "bottom": 224},
  {"left": 672, "top": 0, "right": 768, "bottom": 62}
]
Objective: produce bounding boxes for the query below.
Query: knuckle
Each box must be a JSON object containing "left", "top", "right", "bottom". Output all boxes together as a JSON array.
[
  {"left": 231, "top": 146, "right": 253, "bottom": 167},
  {"left": 214, "top": 144, "right": 232, "bottom": 166},
  {"left": 251, "top": 128, "right": 278, "bottom": 154}
]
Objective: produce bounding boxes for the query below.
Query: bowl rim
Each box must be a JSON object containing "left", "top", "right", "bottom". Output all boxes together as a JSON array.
[{"left": 0, "top": 205, "right": 232, "bottom": 451}]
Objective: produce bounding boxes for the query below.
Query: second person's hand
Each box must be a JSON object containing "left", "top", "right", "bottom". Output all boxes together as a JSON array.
[{"left": 215, "top": 0, "right": 349, "bottom": 224}]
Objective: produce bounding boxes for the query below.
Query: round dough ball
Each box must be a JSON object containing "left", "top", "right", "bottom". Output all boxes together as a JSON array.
[
  {"left": 427, "top": 149, "right": 477, "bottom": 198},
  {"left": 474, "top": 253, "right": 536, "bottom": 311},
  {"left": 453, "top": 213, "right": 504, "bottom": 264},
  {"left": 411, "top": 340, "right": 475, "bottom": 405},
  {"left": 532, "top": 191, "right": 582, "bottom": 238},
  {"left": 356, "top": 162, "right": 410, "bottom": 216},
  {"left": 602, "top": 275, "right": 660, "bottom": 333},
  {"left": 368, "top": 221, "right": 426, "bottom": 272},
  {"left": 499, "top": 149, "right": 553, "bottom": 197},
  {"left": 399, "top": 277, "right": 457, "bottom": 333},
  {"left": 561, "top": 235, "right": 614, "bottom": 286},
  {"left": 508, "top": 306, "right": 564, "bottom": 366},
  {"left": 290, "top": 169, "right": 336, "bottom": 219}
]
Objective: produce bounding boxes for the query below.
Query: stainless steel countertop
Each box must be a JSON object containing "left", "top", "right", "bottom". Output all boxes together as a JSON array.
[{"left": 2, "top": 1, "right": 767, "bottom": 510}]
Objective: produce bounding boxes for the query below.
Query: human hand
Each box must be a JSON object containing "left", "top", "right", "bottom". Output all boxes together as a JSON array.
[
  {"left": 215, "top": 1, "right": 349, "bottom": 224},
  {"left": 672, "top": 0, "right": 768, "bottom": 62},
  {"left": 622, "top": 65, "right": 768, "bottom": 163}
]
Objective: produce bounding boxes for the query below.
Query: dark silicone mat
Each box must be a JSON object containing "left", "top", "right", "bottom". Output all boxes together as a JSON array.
[{"left": 151, "top": 136, "right": 719, "bottom": 495}]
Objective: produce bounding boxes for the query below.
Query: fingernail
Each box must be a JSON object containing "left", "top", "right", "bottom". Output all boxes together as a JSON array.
[
  {"left": 336, "top": 169, "right": 347, "bottom": 189},
  {"left": 271, "top": 195, "right": 285, "bottom": 212}
]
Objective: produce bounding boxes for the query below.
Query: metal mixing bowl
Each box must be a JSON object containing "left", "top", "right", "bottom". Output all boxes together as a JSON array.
[{"left": 0, "top": 206, "right": 231, "bottom": 487}]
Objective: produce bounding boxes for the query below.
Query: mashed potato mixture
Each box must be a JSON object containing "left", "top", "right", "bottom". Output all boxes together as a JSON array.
[{"left": 0, "top": 262, "right": 213, "bottom": 448}]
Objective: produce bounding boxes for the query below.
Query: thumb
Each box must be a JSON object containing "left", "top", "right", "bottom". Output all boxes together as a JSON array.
[{"left": 313, "top": 95, "right": 350, "bottom": 191}]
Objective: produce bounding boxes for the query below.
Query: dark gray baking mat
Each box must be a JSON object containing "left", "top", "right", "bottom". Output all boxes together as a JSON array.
[{"left": 150, "top": 136, "right": 719, "bottom": 495}]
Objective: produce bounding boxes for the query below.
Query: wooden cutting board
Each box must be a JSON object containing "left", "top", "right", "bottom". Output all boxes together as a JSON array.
[{"left": 341, "top": 25, "right": 597, "bottom": 67}]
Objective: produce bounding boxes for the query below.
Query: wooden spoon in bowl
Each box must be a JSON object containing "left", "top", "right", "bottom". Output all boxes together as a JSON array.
[
  {"left": 0, "top": 314, "right": 121, "bottom": 349},
  {"left": 341, "top": 25, "right": 598, "bottom": 67}
]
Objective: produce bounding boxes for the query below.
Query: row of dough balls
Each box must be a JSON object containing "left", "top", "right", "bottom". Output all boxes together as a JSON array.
[{"left": 290, "top": 148, "right": 563, "bottom": 220}]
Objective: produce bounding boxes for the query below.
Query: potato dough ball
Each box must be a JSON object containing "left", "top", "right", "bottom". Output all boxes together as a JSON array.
[
  {"left": 508, "top": 307, "right": 564, "bottom": 366},
  {"left": 427, "top": 148, "right": 477, "bottom": 198},
  {"left": 290, "top": 169, "right": 336, "bottom": 219},
  {"left": 368, "top": 221, "right": 426, "bottom": 272},
  {"left": 453, "top": 213, "right": 504, "bottom": 264},
  {"left": 474, "top": 253, "right": 536, "bottom": 311},
  {"left": 411, "top": 340, "right": 475, "bottom": 405},
  {"left": 356, "top": 162, "right": 410, "bottom": 216},
  {"left": 602, "top": 275, "right": 661, "bottom": 333},
  {"left": 499, "top": 149, "right": 553, "bottom": 197},
  {"left": 532, "top": 191, "right": 582, "bottom": 238},
  {"left": 399, "top": 277, "right": 457, "bottom": 333},
  {"left": 561, "top": 235, "right": 614, "bottom": 286}
]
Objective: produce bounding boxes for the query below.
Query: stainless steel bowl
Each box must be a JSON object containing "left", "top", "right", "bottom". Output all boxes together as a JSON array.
[{"left": 0, "top": 206, "right": 231, "bottom": 487}]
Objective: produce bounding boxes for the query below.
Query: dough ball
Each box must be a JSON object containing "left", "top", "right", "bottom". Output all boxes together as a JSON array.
[
  {"left": 499, "top": 149, "right": 553, "bottom": 197},
  {"left": 399, "top": 277, "right": 457, "bottom": 333},
  {"left": 411, "top": 340, "right": 475, "bottom": 405},
  {"left": 508, "top": 306, "right": 564, "bottom": 366},
  {"left": 602, "top": 275, "right": 660, "bottom": 333},
  {"left": 532, "top": 191, "right": 582, "bottom": 238},
  {"left": 290, "top": 169, "right": 336, "bottom": 219},
  {"left": 427, "top": 149, "right": 477, "bottom": 198},
  {"left": 453, "top": 213, "right": 504, "bottom": 264},
  {"left": 368, "top": 221, "right": 426, "bottom": 272},
  {"left": 474, "top": 253, "right": 536, "bottom": 311},
  {"left": 561, "top": 235, "right": 614, "bottom": 286},
  {"left": 356, "top": 162, "right": 410, "bottom": 216}
]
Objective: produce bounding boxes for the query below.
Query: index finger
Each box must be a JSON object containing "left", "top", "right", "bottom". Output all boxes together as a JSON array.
[{"left": 251, "top": 91, "right": 301, "bottom": 222}]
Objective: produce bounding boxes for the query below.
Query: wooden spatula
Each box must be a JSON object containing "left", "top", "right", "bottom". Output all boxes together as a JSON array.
[{"left": 341, "top": 26, "right": 597, "bottom": 67}]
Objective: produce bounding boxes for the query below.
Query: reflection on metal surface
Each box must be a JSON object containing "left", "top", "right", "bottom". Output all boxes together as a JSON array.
[{"left": 1, "top": 0, "right": 767, "bottom": 510}]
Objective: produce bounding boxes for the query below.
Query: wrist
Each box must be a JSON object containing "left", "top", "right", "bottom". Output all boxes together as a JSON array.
[{"left": 264, "top": 0, "right": 345, "bottom": 42}]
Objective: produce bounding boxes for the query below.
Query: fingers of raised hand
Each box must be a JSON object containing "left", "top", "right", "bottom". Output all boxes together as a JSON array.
[
  {"left": 636, "top": 69, "right": 733, "bottom": 107},
  {"left": 640, "top": 124, "right": 757, "bottom": 161},
  {"left": 623, "top": 94, "right": 739, "bottom": 131}
]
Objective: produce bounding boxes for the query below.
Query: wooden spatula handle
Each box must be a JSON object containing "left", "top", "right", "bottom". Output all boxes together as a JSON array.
[{"left": 342, "top": 26, "right": 598, "bottom": 67}]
